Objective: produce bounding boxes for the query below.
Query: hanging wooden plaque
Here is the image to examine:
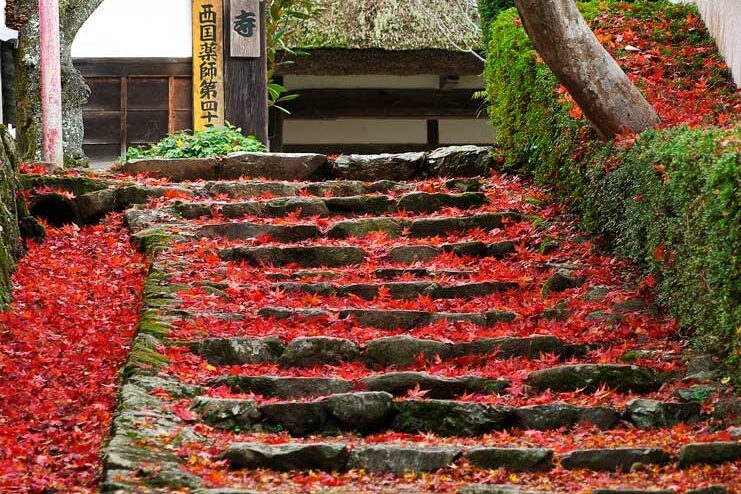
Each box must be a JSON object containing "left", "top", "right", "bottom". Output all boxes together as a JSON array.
[
  {"left": 229, "top": 0, "right": 261, "bottom": 58},
  {"left": 193, "top": 0, "right": 225, "bottom": 131}
]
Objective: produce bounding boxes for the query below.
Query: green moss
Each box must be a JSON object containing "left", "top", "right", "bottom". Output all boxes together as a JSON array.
[
  {"left": 482, "top": 1, "right": 740, "bottom": 368},
  {"left": 19, "top": 174, "right": 110, "bottom": 196},
  {"left": 122, "top": 338, "right": 170, "bottom": 378}
]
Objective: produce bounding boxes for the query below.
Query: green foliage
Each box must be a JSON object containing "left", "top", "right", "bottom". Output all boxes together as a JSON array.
[
  {"left": 587, "top": 127, "right": 740, "bottom": 359},
  {"left": 477, "top": 0, "right": 515, "bottom": 47},
  {"left": 481, "top": 2, "right": 740, "bottom": 362},
  {"left": 483, "top": 7, "right": 591, "bottom": 204},
  {"left": 266, "top": 0, "right": 318, "bottom": 113},
  {"left": 125, "top": 125, "right": 264, "bottom": 160}
]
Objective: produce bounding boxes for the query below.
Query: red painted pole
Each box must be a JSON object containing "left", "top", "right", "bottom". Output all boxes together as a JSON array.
[{"left": 39, "top": 0, "right": 64, "bottom": 167}]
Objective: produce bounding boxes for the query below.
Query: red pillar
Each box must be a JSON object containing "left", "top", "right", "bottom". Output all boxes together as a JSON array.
[{"left": 39, "top": 0, "right": 64, "bottom": 167}]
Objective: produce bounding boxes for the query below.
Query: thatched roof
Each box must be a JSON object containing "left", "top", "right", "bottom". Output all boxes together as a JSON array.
[{"left": 290, "top": 0, "right": 482, "bottom": 51}]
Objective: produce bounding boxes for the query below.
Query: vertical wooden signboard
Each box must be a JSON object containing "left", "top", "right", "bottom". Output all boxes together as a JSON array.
[
  {"left": 230, "top": 0, "right": 261, "bottom": 58},
  {"left": 193, "top": 0, "right": 225, "bottom": 131},
  {"left": 224, "top": 0, "right": 269, "bottom": 144}
]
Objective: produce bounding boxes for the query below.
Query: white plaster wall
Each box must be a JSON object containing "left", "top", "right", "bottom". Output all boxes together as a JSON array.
[
  {"left": 284, "top": 119, "right": 428, "bottom": 145},
  {"left": 72, "top": 0, "right": 192, "bottom": 58},
  {"left": 440, "top": 119, "right": 495, "bottom": 144},
  {"left": 672, "top": 0, "right": 741, "bottom": 87}
]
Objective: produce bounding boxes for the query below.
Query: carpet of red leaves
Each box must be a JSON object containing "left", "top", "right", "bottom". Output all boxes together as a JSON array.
[{"left": 0, "top": 215, "right": 148, "bottom": 492}]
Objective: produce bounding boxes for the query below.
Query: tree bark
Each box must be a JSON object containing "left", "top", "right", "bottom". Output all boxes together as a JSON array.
[
  {"left": 14, "top": 0, "right": 104, "bottom": 167},
  {"left": 514, "top": 0, "right": 660, "bottom": 139}
]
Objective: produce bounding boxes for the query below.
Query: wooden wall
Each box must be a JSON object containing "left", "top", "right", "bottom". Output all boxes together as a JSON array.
[{"left": 76, "top": 59, "right": 192, "bottom": 164}]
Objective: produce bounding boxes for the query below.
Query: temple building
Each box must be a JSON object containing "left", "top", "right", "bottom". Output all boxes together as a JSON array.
[{"left": 67, "top": 0, "right": 492, "bottom": 165}]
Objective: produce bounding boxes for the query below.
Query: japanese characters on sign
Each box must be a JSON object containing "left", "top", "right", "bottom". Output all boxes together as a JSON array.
[
  {"left": 193, "top": 0, "right": 225, "bottom": 131},
  {"left": 230, "top": 0, "right": 261, "bottom": 58}
]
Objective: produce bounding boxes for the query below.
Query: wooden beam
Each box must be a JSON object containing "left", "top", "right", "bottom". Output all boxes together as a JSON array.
[
  {"left": 276, "top": 49, "right": 484, "bottom": 76},
  {"left": 74, "top": 58, "right": 192, "bottom": 77},
  {"left": 283, "top": 89, "right": 482, "bottom": 119},
  {"left": 427, "top": 119, "right": 439, "bottom": 146}
]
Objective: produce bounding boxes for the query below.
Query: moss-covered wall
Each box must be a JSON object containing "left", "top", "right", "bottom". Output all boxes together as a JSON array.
[
  {"left": 481, "top": 1, "right": 741, "bottom": 367},
  {"left": 0, "top": 126, "right": 25, "bottom": 306}
]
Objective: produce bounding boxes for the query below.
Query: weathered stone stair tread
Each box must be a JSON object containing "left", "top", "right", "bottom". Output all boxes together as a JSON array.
[
  {"left": 261, "top": 267, "right": 477, "bottom": 281},
  {"left": 219, "top": 246, "right": 367, "bottom": 267},
  {"left": 256, "top": 307, "right": 517, "bottom": 329},
  {"left": 191, "top": 334, "right": 572, "bottom": 367},
  {"left": 221, "top": 441, "right": 738, "bottom": 474},
  {"left": 197, "top": 223, "right": 321, "bottom": 242},
  {"left": 327, "top": 212, "right": 525, "bottom": 239},
  {"left": 201, "top": 179, "right": 410, "bottom": 199},
  {"left": 389, "top": 240, "right": 518, "bottom": 264},
  {"left": 339, "top": 308, "right": 517, "bottom": 329},
  {"left": 273, "top": 280, "right": 518, "bottom": 300},
  {"left": 208, "top": 372, "right": 507, "bottom": 399},
  {"left": 165, "top": 191, "right": 487, "bottom": 219},
  {"left": 193, "top": 393, "right": 706, "bottom": 436},
  {"left": 122, "top": 152, "right": 327, "bottom": 181},
  {"left": 560, "top": 448, "right": 671, "bottom": 471},
  {"left": 527, "top": 364, "right": 663, "bottom": 393}
]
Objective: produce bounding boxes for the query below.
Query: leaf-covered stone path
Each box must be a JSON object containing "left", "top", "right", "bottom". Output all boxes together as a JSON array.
[{"left": 84, "top": 149, "right": 737, "bottom": 493}]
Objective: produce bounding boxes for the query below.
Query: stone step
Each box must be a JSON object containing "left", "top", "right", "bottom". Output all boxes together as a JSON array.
[
  {"left": 388, "top": 240, "right": 517, "bottom": 264},
  {"left": 255, "top": 307, "right": 518, "bottom": 329},
  {"left": 527, "top": 364, "right": 664, "bottom": 393},
  {"left": 326, "top": 212, "right": 524, "bottom": 239},
  {"left": 208, "top": 372, "right": 508, "bottom": 399},
  {"left": 200, "top": 178, "right": 410, "bottom": 199},
  {"left": 190, "top": 335, "right": 572, "bottom": 368},
  {"left": 196, "top": 223, "right": 321, "bottom": 242},
  {"left": 164, "top": 191, "right": 488, "bottom": 219},
  {"left": 272, "top": 280, "right": 518, "bottom": 300},
  {"left": 122, "top": 152, "right": 328, "bottom": 182},
  {"left": 122, "top": 147, "right": 495, "bottom": 183},
  {"left": 262, "top": 267, "right": 477, "bottom": 281},
  {"left": 193, "top": 394, "right": 705, "bottom": 436},
  {"left": 221, "top": 441, "right": 739, "bottom": 474},
  {"left": 219, "top": 246, "right": 367, "bottom": 267}
]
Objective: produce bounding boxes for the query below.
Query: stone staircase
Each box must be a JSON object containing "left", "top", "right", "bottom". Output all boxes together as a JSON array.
[{"left": 96, "top": 149, "right": 738, "bottom": 493}]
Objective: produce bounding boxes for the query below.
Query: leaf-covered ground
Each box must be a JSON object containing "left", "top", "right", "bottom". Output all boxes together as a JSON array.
[{"left": 0, "top": 216, "right": 148, "bottom": 492}]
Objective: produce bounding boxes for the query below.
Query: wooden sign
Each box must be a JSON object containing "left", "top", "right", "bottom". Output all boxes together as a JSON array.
[
  {"left": 193, "top": 0, "right": 225, "bottom": 131},
  {"left": 229, "top": 0, "right": 261, "bottom": 58}
]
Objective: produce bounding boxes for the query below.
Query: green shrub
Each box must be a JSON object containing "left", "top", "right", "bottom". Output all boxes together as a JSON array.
[
  {"left": 478, "top": 0, "right": 515, "bottom": 47},
  {"left": 482, "top": 2, "right": 740, "bottom": 363},
  {"left": 125, "top": 125, "right": 265, "bottom": 160},
  {"left": 587, "top": 127, "right": 740, "bottom": 359}
]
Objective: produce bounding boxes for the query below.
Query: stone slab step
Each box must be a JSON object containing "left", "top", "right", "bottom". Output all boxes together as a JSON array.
[
  {"left": 165, "top": 192, "right": 488, "bottom": 219},
  {"left": 190, "top": 335, "right": 572, "bottom": 368},
  {"left": 122, "top": 147, "right": 495, "bottom": 183},
  {"left": 219, "top": 246, "right": 367, "bottom": 267},
  {"left": 262, "top": 267, "right": 477, "bottom": 281},
  {"left": 326, "top": 212, "right": 524, "bottom": 239},
  {"left": 122, "top": 152, "right": 328, "bottom": 182},
  {"left": 273, "top": 280, "right": 518, "bottom": 300},
  {"left": 221, "top": 441, "right": 739, "bottom": 474},
  {"left": 527, "top": 364, "right": 663, "bottom": 393},
  {"left": 200, "top": 179, "right": 410, "bottom": 199},
  {"left": 388, "top": 240, "right": 517, "bottom": 264},
  {"left": 255, "top": 307, "right": 517, "bottom": 329},
  {"left": 192, "top": 394, "right": 704, "bottom": 436},
  {"left": 208, "top": 372, "right": 508, "bottom": 400},
  {"left": 197, "top": 223, "right": 320, "bottom": 242}
]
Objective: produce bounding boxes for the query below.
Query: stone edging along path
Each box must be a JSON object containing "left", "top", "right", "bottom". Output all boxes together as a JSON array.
[{"left": 32, "top": 148, "right": 736, "bottom": 493}]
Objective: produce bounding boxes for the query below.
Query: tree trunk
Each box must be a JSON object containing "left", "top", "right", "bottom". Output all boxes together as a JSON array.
[
  {"left": 14, "top": 0, "right": 104, "bottom": 167},
  {"left": 514, "top": 0, "right": 660, "bottom": 139}
]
